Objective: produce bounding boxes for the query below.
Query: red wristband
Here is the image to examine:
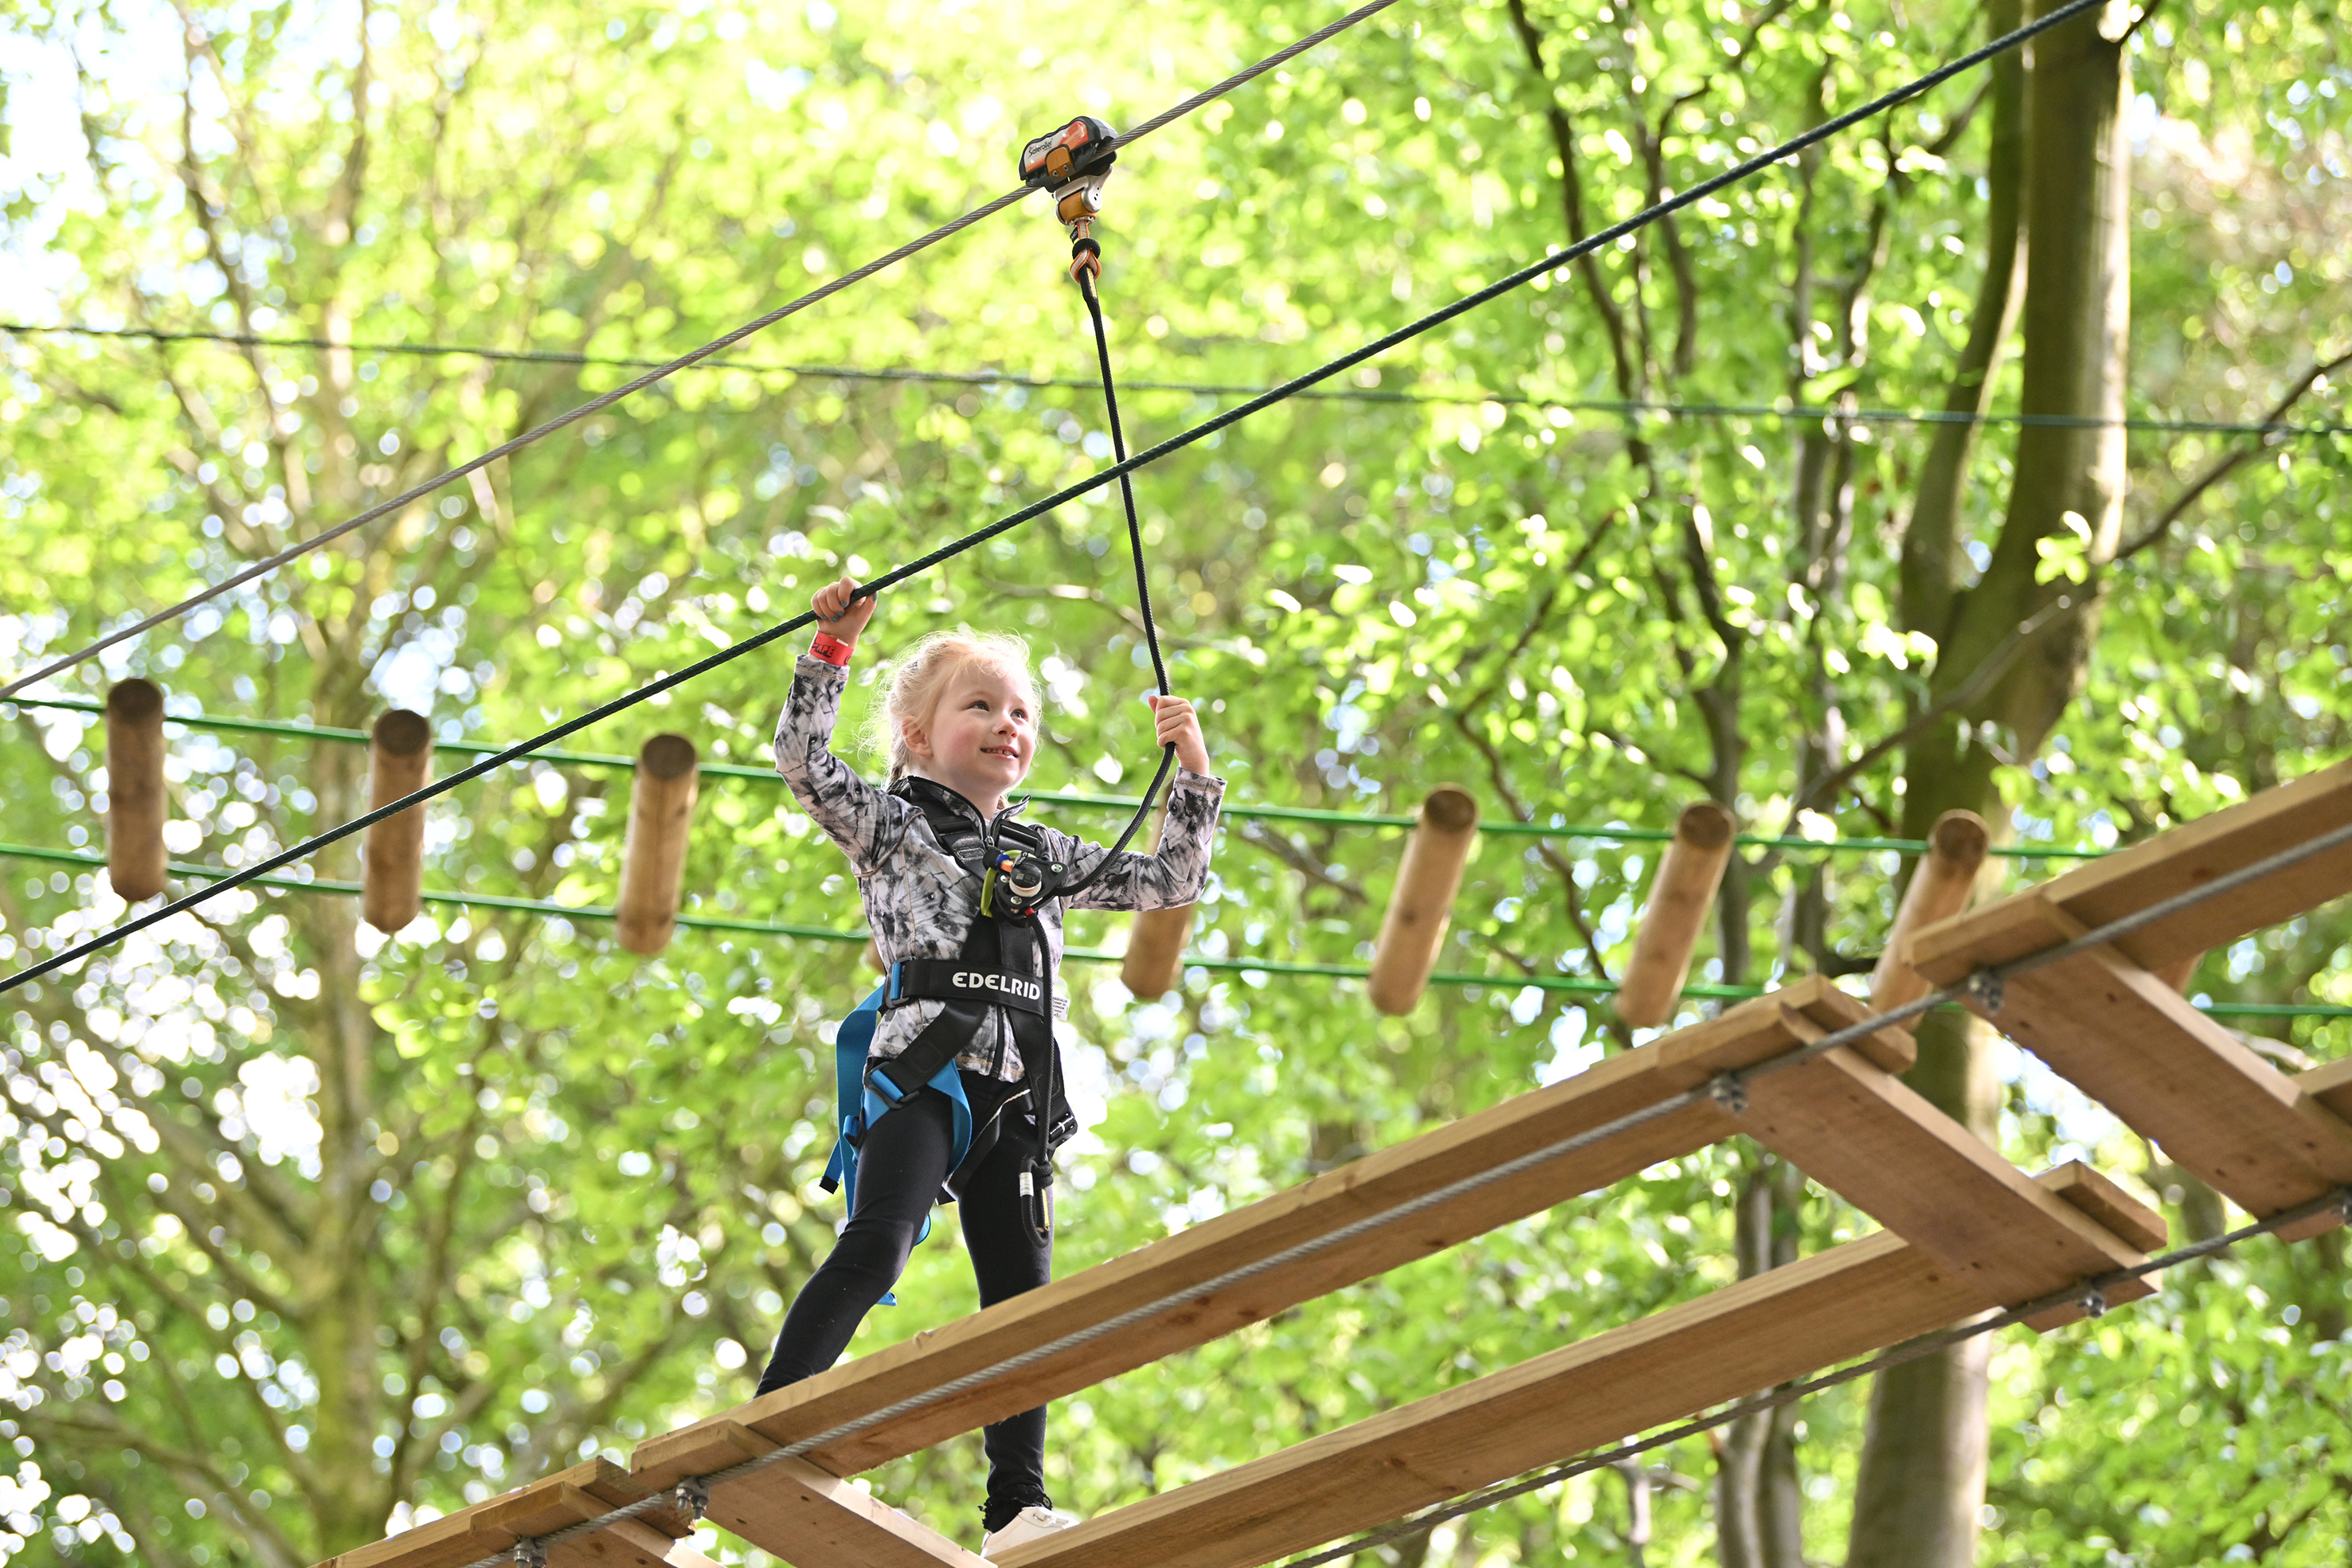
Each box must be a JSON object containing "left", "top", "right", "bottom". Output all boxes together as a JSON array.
[{"left": 808, "top": 632, "right": 855, "bottom": 667}]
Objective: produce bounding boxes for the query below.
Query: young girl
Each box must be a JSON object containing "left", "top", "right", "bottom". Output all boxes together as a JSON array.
[{"left": 758, "top": 574, "right": 1222, "bottom": 1557}]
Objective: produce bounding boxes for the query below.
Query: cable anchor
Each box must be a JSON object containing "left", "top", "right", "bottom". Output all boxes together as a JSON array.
[
  {"left": 2079, "top": 1285, "right": 2107, "bottom": 1319},
  {"left": 1019, "top": 115, "right": 1120, "bottom": 282},
  {"left": 674, "top": 1476, "right": 710, "bottom": 1523},
  {"left": 1708, "top": 1072, "right": 1748, "bottom": 1116},
  {"left": 511, "top": 1539, "right": 549, "bottom": 1568},
  {"left": 1966, "top": 968, "right": 2005, "bottom": 1015}
]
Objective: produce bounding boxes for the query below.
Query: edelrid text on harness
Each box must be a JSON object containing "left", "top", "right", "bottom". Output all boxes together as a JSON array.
[{"left": 821, "top": 777, "right": 1078, "bottom": 1273}]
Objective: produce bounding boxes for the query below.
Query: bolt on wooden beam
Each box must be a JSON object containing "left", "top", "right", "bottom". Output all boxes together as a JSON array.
[
  {"left": 1614, "top": 801, "right": 1736, "bottom": 1028},
  {"left": 104, "top": 679, "right": 167, "bottom": 902},
  {"left": 618, "top": 733, "right": 701, "bottom": 956},
  {"left": 1867, "top": 808, "right": 1990, "bottom": 1019},
  {"left": 1123, "top": 799, "right": 1195, "bottom": 1001},
  {"left": 1368, "top": 786, "right": 1479, "bottom": 1015},
  {"left": 363, "top": 710, "right": 433, "bottom": 934}
]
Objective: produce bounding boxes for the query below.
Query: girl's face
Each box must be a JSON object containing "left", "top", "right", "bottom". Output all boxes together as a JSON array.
[{"left": 906, "top": 659, "right": 1039, "bottom": 811}]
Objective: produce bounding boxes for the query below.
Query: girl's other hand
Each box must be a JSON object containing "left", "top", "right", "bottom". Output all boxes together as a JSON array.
[
  {"left": 812, "top": 576, "right": 877, "bottom": 644},
  {"left": 1146, "top": 694, "right": 1211, "bottom": 775}
]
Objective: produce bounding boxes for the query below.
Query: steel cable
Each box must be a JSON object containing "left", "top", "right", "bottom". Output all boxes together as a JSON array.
[
  {"left": 0, "top": 0, "right": 1407, "bottom": 704},
  {"left": 454, "top": 810, "right": 2352, "bottom": 1568},
  {"left": 12, "top": 319, "right": 2344, "bottom": 438},
  {"left": 0, "top": 0, "right": 2119, "bottom": 997}
]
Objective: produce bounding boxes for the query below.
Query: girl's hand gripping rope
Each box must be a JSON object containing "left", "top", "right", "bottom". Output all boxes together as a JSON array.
[
  {"left": 1146, "top": 694, "right": 1211, "bottom": 775},
  {"left": 811, "top": 575, "right": 878, "bottom": 659}
]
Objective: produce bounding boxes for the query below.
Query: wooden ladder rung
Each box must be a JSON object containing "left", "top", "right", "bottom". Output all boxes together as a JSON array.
[
  {"left": 1661, "top": 987, "right": 2157, "bottom": 1313},
  {"left": 994, "top": 1163, "right": 2153, "bottom": 1568},
  {"left": 1918, "top": 897, "right": 2352, "bottom": 1237},
  {"left": 632, "top": 986, "right": 1874, "bottom": 1488},
  {"left": 1909, "top": 757, "right": 2352, "bottom": 977}
]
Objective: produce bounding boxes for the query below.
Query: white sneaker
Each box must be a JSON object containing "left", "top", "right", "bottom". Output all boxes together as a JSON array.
[{"left": 981, "top": 1505, "right": 1080, "bottom": 1558}]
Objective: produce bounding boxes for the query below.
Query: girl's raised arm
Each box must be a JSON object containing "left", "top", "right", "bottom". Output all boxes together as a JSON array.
[{"left": 773, "top": 581, "right": 902, "bottom": 874}]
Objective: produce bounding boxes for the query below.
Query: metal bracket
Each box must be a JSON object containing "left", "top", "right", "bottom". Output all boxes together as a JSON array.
[
  {"left": 511, "top": 1539, "right": 549, "bottom": 1568},
  {"left": 675, "top": 1476, "right": 710, "bottom": 1523},
  {"left": 1708, "top": 1072, "right": 1748, "bottom": 1116},
  {"left": 1966, "top": 968, "right": 2006, "bottom": 1015},
  {"left": 2079, "top": 1285, "right": 2107, "bottom": 1320}
]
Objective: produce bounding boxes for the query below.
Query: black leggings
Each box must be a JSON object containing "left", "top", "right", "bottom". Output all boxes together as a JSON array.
[{"left": 756, "top": 1072, "right": 1053, "bottom": 1534}]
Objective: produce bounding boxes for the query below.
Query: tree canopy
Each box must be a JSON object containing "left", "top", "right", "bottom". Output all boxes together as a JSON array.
[{"left": 1, "top": 0, "right": 2349, "bottom": 1563}]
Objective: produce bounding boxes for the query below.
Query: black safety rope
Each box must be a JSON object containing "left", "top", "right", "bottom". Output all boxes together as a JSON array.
[
  {"left": 1057, "top": 264, "right": 1178, "bottom": 900},
  {"left": 0, "top": 0, "right": 2114, "bottom": 998}
]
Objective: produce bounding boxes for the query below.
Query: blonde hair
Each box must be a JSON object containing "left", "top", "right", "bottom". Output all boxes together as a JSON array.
[{"left": 866, "top": 630, "right": 1039, "bottom": 782}]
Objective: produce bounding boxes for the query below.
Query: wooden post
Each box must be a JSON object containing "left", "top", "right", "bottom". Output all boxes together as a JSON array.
[
  {"left": 1122, "top": 800, "right": 1194, "bottom": 1001},
  {"left": 1867, "top": 809, "right": 1991, "bottom": 1018},
  {"left": 1613, "top": 803, "right": 1737, "bottom": 1028},
  {"left": 617, "top": 733, "right": 700, "bottom": 956},
  {"left": 104, "top": 679, "right": 167, "bottom": 902},
  {"left": 363, "top": 710, "right": 432, "bottom": 934},
  {"left": 1367, "top": 786, "right": 1479, "bottom": 1015}
]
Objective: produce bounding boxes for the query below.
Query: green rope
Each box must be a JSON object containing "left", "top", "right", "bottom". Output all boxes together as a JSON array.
[
  {"left": 7, "top": 842, "right": 2343, "bottom": 1019},
  {"left": 2, "top": 696, "right": 2107, "bottom": 860}
]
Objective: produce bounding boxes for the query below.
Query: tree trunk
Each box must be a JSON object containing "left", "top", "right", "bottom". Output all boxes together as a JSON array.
[
  {"left": 1716, "top": 1155, "right": 1806, "bottom": 1568},
  {"left": 1851, "top": 0, "right": 2131, "bottom": 1562}
]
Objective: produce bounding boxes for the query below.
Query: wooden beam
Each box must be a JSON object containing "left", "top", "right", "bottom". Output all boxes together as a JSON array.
[
  {"left": 1908, "top": 757, "right": 2352, "bottom": 978},
  {"left": 1368, "top": 786, "right": 1479, "bottom": 1015},
  {"left": 362, "top": 710, "right": 432, "bottom": 934},
  {"left": 1868, "top": 809, "right": 1989, "bottom": 1019},
  {"left": 633, "top": 981, "right": 1870, "bottom": 1488},
  {"left": 335, "top": 1461, "right": 691, "bottom": 1568},
  {"left": 1121, "top": 800, "right": 1195, "bottom": 1000},
  {"left": 2302, "top": 1057, "right": 2352, "bottom": 1124},
  {"left": 1669, "top": 999, "right": 2153, "bottom": 1321},
  {"left": 1615, "top": 802, "right": 1736, "bottom": 1028},
  {"left": 103, "top": 678, "right": 168, "bottom": 902},
  {"left": 617, "top": 733, "right": 700, "bottom": 955},
  {"left": 659, "top": 1421, "right": 987, "bottom": 1568},
  {"left": 1919, "top": 898, "right": 2352, "bottom": 1238},
  {"left": 992, "top": 1165, "right": 2149, "bottom": 1568}
]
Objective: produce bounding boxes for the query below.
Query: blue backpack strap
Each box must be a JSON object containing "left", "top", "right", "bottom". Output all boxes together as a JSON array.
[{"left": 822, "top": 987, "right": 976, "bottom": 1305}]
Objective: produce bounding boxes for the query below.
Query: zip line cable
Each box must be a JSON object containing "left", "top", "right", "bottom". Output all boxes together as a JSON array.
[
  {"left": 0, "top": 693, "right": 2115, "bottom": 860},
  {"left": 442, "top": 817, "right": 2352, "bottom": 1568},
  {"left": 7, "top": 837, "right": 2346, "bottom": 1018},
  {"left": 1283, "top": 1184, "right": 2352, "bottom": 1568},
  {"left": 10, "top": 319, "right": 2343, "bottom": 439},
  {"left": 0, "top": 0, "right": 1407, "bottom": 706},
  {"left": 0, "top": 0, "right": 2129, "bottom": 998}
]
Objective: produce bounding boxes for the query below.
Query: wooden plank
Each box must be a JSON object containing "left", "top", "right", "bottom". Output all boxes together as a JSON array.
[
  {"left": 636, "top": 986, "right": 1892, "bottom": 1487},
  {"left": 1921, "top": 900, "right": 2352, "bottom": 1235},
  {"left": 1664, "top": 999, "right": 2152, "bottom": 1315},
  {"left": 1908, "top": 758, "right": 2352, "bottom": 978},
  {"left": 2302, "top": 1057, "right": 2352, "bottom": 1123},
  {"left": 993, "top": 1165, "right": 2145, "bottom": 1568},
  {"left": 608, "top": 1519, "right": 724, "bottom": 1568},
  {"left": 2040, "top": 1163, "right": 2167, "bottom": 1251},
  {"left": 338, "top": 1461, "right": 689, "bottom": 1568},
  {"left": 683, "top": 1421, "right": 986, "bottom": 1568}
]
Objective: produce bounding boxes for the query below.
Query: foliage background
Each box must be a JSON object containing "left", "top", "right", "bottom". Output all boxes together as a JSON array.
[{"left": 0, "top": 0, "right": 2349, "bottom": 1562}]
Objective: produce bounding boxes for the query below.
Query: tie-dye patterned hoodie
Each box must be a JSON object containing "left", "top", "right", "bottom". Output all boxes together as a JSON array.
[{"left": 773, "top": 651, "right": 1225, "bottom": 1082}]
